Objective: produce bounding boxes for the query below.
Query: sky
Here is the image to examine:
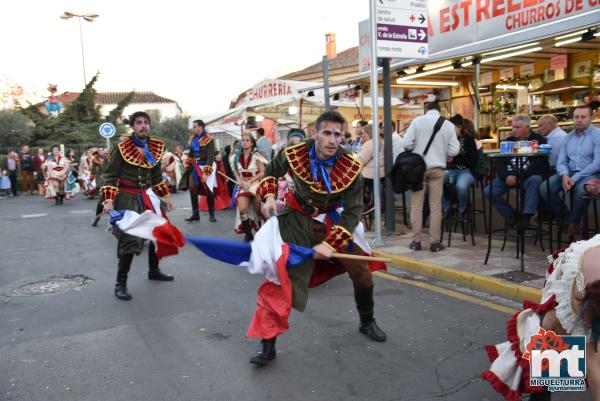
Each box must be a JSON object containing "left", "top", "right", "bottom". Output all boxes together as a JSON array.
[{"left": 1, "top": 0, "right": 369, "bottom": 116}]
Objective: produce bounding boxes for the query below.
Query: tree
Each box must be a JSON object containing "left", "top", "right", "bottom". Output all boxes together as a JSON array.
[
  {"left": 17, "top": 73, "right": 135, "bottom": 146},
  {"left": 106, "top": 91, "right": 134, "bottom": 125},
  {"left": 151, "top": 115, "right": 191, "bottom": 145},
  {"left": 0, "top": 109, "right": 32, "bottom": 148}
]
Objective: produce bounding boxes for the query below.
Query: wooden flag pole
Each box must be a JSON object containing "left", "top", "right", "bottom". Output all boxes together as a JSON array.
[
  {"left": 331, "top": 253, "right": 391, "bottom": 263},
  {"left": 217, "top": 170, "right": 238, "bottom": 185}
]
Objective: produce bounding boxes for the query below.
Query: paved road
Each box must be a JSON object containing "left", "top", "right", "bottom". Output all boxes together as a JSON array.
[{"left": 0, "top": 193, "right": 590, "bottom": 401}]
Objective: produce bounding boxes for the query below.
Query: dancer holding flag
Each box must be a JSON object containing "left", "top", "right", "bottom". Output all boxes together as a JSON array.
[
  {"left": 248, "top": 110, "right": 387, "bottom": 366},
  {"left": 101, "top": 111, "right": 176, "bottom": 301},
  {"left": 179, "top": 119, "right": 217, "bottom": 223}
]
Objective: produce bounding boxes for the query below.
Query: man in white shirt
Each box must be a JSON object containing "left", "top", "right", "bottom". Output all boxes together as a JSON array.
[
  {"left": 537, "top": 114, "right": 567, "bottom": 169},
  {"left": 402, "top": 102, "right": 460, "bottom": 252},
  {"left": 378, "top": 121, "right": 404, "bottom": 161}
]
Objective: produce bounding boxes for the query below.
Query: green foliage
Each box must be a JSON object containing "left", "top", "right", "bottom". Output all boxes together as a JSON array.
[
  {"left": 151, "top": 115, "right": 191, "bottom": 145},
  {"left": 15, "top": 73, "right": 134, "bottom": 146},
  {"left": 106, "top": 91, "right": 134, "bottom": 125},
  {"left": 0, "top": 109, "right": 33, "bottom": 148}
]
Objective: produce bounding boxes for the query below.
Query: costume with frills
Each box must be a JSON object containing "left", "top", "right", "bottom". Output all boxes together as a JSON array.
[{"left": 482, "top": 234, "right": 600, "bottom": 401}]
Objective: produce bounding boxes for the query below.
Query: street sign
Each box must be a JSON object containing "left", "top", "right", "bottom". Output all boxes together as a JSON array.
[
  {"left": 99, "top": 122, "right": 116, "bottom": 139},
  {"left": 375, "top": 0, "right": 428, "bottom": 59}
]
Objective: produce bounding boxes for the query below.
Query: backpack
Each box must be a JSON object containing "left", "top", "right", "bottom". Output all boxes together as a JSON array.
[{"left": 388, "top": 117, "right": 445, "bottom": 193}]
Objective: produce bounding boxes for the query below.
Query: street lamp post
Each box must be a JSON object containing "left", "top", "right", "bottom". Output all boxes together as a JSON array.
[{"left": 60, "top": 11, "right": 99, "bottom": 87}]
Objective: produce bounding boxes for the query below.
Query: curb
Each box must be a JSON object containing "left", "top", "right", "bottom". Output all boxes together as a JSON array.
[{"left": 374, "top": 250, "right": 542, "bottom": 304}]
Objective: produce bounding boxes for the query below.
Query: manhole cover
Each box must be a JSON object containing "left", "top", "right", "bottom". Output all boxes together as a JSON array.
[
  {"left": 492, "top": 270, "right": 543, "bottom": 283},
  {"left": 5, "top": 274, "right": 93, "bottom": 296}
]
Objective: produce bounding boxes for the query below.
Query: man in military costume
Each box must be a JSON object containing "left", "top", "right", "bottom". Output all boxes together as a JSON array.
[
  {"left": 179, "top": 119, "right": 217, "bottom": 223},
  {"left": 101, "top": 111, "right": 175, "bottom": 301},
  {"left": 250, "top": 110, "right": 386, "bottom": 366},
  {"left": 91, "top": 147, "right": 107, "bottom": 227}
]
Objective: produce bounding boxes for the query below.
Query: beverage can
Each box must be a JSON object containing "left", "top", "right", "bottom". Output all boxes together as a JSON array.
[{"left": 532, "top": 140, "right": 539, "bottom": 153}]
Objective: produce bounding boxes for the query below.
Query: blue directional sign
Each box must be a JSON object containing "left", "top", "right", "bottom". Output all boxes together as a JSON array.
[{"left": 99, "top": 122, "right": 116, "bottom": 139}]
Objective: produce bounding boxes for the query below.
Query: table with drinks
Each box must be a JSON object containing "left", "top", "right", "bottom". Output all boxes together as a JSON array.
[{"left": 484, "top": 140, "right": 552, "bottom": 271}]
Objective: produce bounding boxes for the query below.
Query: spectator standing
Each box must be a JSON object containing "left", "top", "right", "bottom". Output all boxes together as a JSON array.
[
  {"left": 1, "top": 151, "right": 19, "bottom": 196},
  {"left": 402, "top": 102, "right": 460, "bottom": 252},
  {"left": 19, "top": 145, "right": 35, "bottom": 195},
  {"left": 255, "top": 127, "right": 273, "bottom": 162},
  {"left": 378, "top": 121, "right": 404, "bottom": 161},
  {"left": 359, "top": 125, "right": 385, "bottom": 210},
  {"left": 349, "top": 120, "right": 368, "bottom": 154},
  {"left": 33, "top": 147, "right": 46, "bottom": 195}
]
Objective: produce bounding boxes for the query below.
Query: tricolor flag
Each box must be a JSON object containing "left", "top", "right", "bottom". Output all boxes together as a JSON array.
[
  {"left": 109, "top": 189, "right": 185, "bottom": 259},
  {"left": 187, "top": 217, "right": 313, "bottom": 339},
  {"left": 187, "top": 217, "right": 385, "bottom": 340}
]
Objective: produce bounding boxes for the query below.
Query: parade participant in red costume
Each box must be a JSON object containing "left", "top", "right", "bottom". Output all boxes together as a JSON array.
[{"left": 199, "top": 151, "right": 231, "bottom": 211}]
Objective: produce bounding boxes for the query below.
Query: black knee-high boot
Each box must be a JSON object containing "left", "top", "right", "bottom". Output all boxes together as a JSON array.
[
  {"left": 529, "top": 389, "right": 551, "bottom": 401},
  {"left": 207, "top": 191, "right": 216, "bottom": 222},
  {"left": 185, "top": 190, "right": 199, "bottom": 222},
  {"left": 148, "top": 242, "right": 173, "bottom": 281},
  {"left": 354, "top": 285, "right": 387, "bottom": 342},
  {"left": 249, "top": 337, "right": 277, "bottom": 366},
  {"left": 92, "top": 202, "right": 103, "bottom": 227},
  {"left": 115, "top": 254, "right": 134, "bottom": 300},
  {"left": 242, "top": 219, "right": 254, "bottom": 242}
]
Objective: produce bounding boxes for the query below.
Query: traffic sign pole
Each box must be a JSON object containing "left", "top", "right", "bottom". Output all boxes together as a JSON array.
[
  {"left": 369, "top": 0, "right": 384, "bottom": 247},
  {"left": 99, "top": 122, "right": 116, "bottom": 149}
]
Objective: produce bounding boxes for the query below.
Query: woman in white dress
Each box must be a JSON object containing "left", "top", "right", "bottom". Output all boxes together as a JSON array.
[
  {"left": 483, "top": 235, "right": 600, "bottom": 400},
  {"left": 44, "top": 145, "right": 70, "bottom": 205},
  {"left": 233, "top": 132, "right": 266, "bottom": 241}
]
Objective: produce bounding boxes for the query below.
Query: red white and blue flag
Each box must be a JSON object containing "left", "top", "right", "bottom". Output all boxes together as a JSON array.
[
  {"left": 109, "top": 189, "right": 185, "bottom": 260},
  {"left": 187, "top": 217, "right": 386, "bottom": 339}
]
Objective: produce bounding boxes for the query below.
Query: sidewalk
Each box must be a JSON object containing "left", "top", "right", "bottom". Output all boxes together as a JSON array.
[{"left": 366, "top": 225, "right": 551, "bottom": 304}]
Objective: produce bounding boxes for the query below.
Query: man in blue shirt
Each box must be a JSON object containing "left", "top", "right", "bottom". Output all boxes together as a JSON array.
[
  {"left": 539, "top": 105, "right": 600, "bottom": 234},
  {"left": 255, "top": 128, "right": 273, "bottom": 162},
  {"left": 536, "top": 114, "right": 567, "bottom": 170}
]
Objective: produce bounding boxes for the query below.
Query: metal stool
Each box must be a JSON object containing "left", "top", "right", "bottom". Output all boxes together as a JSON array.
[
  {"left": 441, "top": 207, "right": 475, "bottom": 247},
  {"left": 582, "top": 194, "right": 600, "bottom": 239},
  {"left": 470, "top": 178, "right": 489, "bottom": 234}
]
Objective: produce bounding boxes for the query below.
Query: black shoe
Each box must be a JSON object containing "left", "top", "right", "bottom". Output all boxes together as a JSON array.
[
  {"left": 529, "top": 389, "right": 552, "bottom": 401},
  {"left": 249, "top": 339, "right": 276, "bottom": 366},
  {"left": 114, "top": 284, "right": 132, "bottom": 300},
  {"left": 148, "top": 269, "right": 174, "bottom": 281},
  {"left": 244, "top": 231, "right": 254, "bottom": 242},
  {"left": 409, "top": 241, "right": 421, "bottom": 251},
  {"left": 91, "top": 217, "right": 100, "bottom": 227},
  {"left": 508, "top": 212, "right": 520, "bottom": 229},
  {"left": 185, "top": 211, "right": 200, "bottom": 222},
  {"left": 359, "top": 320, "right": 387, "bottom": 342},
  {"left": 430, "top": 242, "right": 445, "bottom": 252},
  {"left": 209, "top": 212, "right": 217, "bottom": 223}
]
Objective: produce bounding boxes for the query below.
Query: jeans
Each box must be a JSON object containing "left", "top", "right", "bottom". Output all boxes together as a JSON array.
[
  {"left": 483, "top": 175, "right": 543, "bottom": 219},
  {"left": 539, "top": 173, "right": 600, "bottom": 224},
  {"left": 442, "top": 169, "right": 476, "bottom": 214},
  {"left": 8, "top": 170, "right": 18, "bottom": 196}
]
